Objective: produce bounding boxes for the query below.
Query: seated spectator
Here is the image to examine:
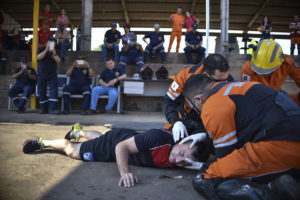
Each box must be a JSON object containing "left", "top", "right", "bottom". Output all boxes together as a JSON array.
[
  {"left": 260, "top": 16, "right": 272, "bottom": 41},
  {"left": 63, "top": 56, "right": 94, "bottom": 115},
  {"left": 185, "top": 11, "right": 199, "bottom": 32},
  {"left": 55, "top": 23, "right": 71, "bottom": 62},
  {"left": 90, "top": 59, "right": 126, "bottom": 114},
  {"left": 56, "top": 9, "right": 69, "bottom": 30},
  {"left": 143, "top": 24, "right": 166, "bottom": 64},
  {"left": 102, "top": 22, "right": 121, "bottom": 63},
  {"left": 121, "top": 24, "right": 135, "bottom": 47},
  {"left": 290, "top": 14, "right": 300, "bottom": 55},
  {"left": 184, "top": 23, "right": 206, "bottom": 64},
  {"left": 9, "top": 58, "right": 36, "bottom": 113},
  {"left": 119, "top": 34, "right": 144, "bottom": 74},
  {"left": 38, "top": 23, "right": 53, "bottom": 48},
  {"left": 39, "top": 4, "right": 53, "bottom": 31}
]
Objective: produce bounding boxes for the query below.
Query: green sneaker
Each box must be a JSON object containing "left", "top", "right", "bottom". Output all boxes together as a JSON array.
[{"left": 65, "top": 123, "right": 82, "bottom": 141}]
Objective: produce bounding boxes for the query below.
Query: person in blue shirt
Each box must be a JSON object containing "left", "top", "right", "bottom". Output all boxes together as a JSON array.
[
  {"left": 63, "top": 56, "right": 95, "bottom": 115},
  {"left": 90, "top": 58, "right": 126, "bottom": 114},
  {"left": 260, "top": 16, "right": 272, "bottom": 41},
  {"left": 119, "top": 34, "right": 144, "bottom": 74},
  {"left": 9, "top": 57, "right": 36, "bottom": 113},
  {"left": 184, "top": 23, "right": 206, "bottom": 64},
  {"left": 102, "top": 22, "right": 121, "bottom": 63},
  {"left": 143, "top": 24, "right": 166, "bottom": 64},
  {"left": 37, "top": 36, "right": 61, "bottom": 114}
]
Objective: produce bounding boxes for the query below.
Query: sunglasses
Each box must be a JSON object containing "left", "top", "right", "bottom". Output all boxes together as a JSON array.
[{"left": 182, "top": 92, "right": 201, "bottom": 116}]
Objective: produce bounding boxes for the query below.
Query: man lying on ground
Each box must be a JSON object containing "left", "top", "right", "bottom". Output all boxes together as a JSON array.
[{"left": 22, "top": 123, "right": 214, "bottom": 187}]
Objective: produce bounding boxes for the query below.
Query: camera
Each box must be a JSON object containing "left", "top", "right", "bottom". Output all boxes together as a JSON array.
[{"left": 49, "top": 41, "right": 55, "bottom": 50}]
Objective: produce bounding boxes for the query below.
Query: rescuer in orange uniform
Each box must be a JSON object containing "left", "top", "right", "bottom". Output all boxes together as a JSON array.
[
  {"left": 168, "top": 7, "right": 185, "bottom": 52},
  {"left": 241, "top": 39, "right": 300, "bottom": 104},
  {"left": 181, "top": 74, "right": 300, "bottom": 200},
  {"left": 162, "top": 54, "right": 234, "bottom": 142}
]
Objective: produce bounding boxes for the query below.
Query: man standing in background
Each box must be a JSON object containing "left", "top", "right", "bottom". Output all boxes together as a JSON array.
[{"left": 168, "top": 7, "right": 185, "bottom": 53}]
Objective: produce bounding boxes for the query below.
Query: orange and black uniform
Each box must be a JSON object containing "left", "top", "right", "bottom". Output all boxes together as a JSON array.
[
  {"left": 200, "top": 81, "right": 300, "bottom": 180},
  {"left": 162, "top": 64, "right": 233, "bottom": 133},
  {"left": 241, "top": 55, "right": 300, "bottom": 104}
]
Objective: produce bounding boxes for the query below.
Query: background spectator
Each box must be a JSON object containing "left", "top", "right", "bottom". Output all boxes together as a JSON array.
[
  {"left": 121, "top": 24, "right": 135, "bottom": 46},
  {"left": 185, "top": 11, "right": 199, "bottom": 32},
  {"left": 39, "top": 4, "right": 53, "bottom": 31},
  {"left": 184, "top": 23, "right": 206, "bottom": 64},
  {"left": 63, "top": 56, "right": 94, "bottom": 115},
  {"left": 119, "top": 34, "right": 144, "bottom": 74},
  {"left": 143, "top": 24, "right": 166, "bottom": 64},
  {"left": 9, "top": 58, "right": 36, "bottom": 113},
  {"left": 38, "top": 23, "right": 53, "bottom": 48},
  {"left": 37, "top": 37, "right": 61, "bottom": 114},
  {"left": 260, "top": 16, "right": 272, "bottom": 40},
  {"left": 0, "top": 41, "right": 7, "bottom": 74},
  {"left": 56, "top": 9, "right": 69, "bottom": 30},
  {"left": 290, "top": 14, "right": 300, "bottom": 55},
  {"left": 90, "top": 59, "right": 126, "bottom": 114},
  {"left": 168, "top": 7, "right": 185, "bottom": 52},
  {"left": 102, "top": 22, "right": 121, "bottom": 63},
  {"left": 55, "top": 23, "right": 71, "bottom": 62}
]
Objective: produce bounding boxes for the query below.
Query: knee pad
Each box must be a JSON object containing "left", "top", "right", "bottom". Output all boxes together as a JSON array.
[{"left": 192, "top": 173, "right": 220, "bottom": 200}]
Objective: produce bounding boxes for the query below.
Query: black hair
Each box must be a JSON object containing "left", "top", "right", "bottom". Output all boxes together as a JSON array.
[
  {"left": 261, "top": 16, "right": 272, "bottom": 26},
  {"left": 203, "top": 54, "right": 230, "bottom": 76},
  {"left": 106, "top": 57, "right": 114, "bottom": 62},
  {"left": 177, "top": 6, "right": 183, "bottom": 10},
  {"left": 182, "top": 74, "right": 214, "bottom": 100},
  {"left": 124, "top": 24, "right": 131, "bottom": 30},
  {"left": 191, "top": 136, "right": 215, "bottom": 162}
]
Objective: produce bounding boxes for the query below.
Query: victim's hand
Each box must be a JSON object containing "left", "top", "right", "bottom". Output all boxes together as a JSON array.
[{"left": 119, "top": 172, "right": 139, "bottom": 187}]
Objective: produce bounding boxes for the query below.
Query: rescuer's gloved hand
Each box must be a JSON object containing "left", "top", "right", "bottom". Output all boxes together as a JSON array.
[
  {"left": 180, "top": 132, "right": 207, "bottom": 148},
  {"left": 184, "top": 158, "right": 204, "bottom": 170},
  {"left": 172, "top": 121, "right": 188, "bottom": 142}
]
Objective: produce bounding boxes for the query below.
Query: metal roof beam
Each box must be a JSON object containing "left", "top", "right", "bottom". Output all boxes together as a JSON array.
[{"left": 121, "top": 0, "right": 130, "bottom": 24}]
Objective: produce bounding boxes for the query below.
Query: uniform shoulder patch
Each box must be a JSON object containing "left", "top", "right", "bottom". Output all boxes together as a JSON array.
[
  {"left": 242, "top": 74, "right": 250, "bottom": 82},
  {"left": 171, "top": 81, "right": 179, "bottom": 91}
]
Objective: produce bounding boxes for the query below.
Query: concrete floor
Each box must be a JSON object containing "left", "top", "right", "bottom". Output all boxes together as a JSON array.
[{"left": 0, "top": 110, "right": 205, "bottom": 200}]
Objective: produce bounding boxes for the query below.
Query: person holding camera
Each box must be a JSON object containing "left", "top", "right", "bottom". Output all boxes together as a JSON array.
[
  {"left": 37, "top": 36, "right": 61, "bottom": 114},
  {"left": 9, "top": 57, "right": 36, "bottom": 113},
  {"left": 119, "top": 33, "right": 144, "bottom": 74},
  {"left": 62, "top": 56, "right": 94, "bottom": 115},
  {"left": 55, "top": 23, "right": 71, "bottom": 62}
]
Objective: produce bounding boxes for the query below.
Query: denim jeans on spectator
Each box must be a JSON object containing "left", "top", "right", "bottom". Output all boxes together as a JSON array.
[
  {"left": 90, "top": 86, "right": 118, "bottom": 111},
  {"left": 102, "top": 44, "right": 119, "bottom": 63},
  {"left": 57, "top": 41, "right": 70, "bottom": 59}
]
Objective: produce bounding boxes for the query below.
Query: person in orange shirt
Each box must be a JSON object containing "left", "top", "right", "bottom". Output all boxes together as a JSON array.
[
  {"left": 181, "top": 74, "right": 300, "bottom": 200},
  {"left": 241, "top": 39, "right": 300, "bottom": 104},
  {"left": 168, "top": 7, "right": 185, "bottom": 52},
  {"left": 162, "top": 54, "right": 234, "bottom": 143}
]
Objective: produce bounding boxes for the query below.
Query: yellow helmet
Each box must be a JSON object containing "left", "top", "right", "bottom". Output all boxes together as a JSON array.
[{"left": 250, "top": 39, "right": 284, "bottom": 75}]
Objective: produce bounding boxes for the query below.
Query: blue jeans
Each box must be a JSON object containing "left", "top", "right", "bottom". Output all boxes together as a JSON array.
[
  {"left": 90, "top": 86, "right": 118, "bottom": 111},
  {"left": 102, "top": 44, "right": 119, "bottom": 63},
  {"left": 57, "top": 42, "right": 70, "bottom": 59}
]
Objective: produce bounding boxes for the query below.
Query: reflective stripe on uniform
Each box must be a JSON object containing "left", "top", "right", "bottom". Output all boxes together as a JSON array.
[
  {"left": 213, "top": 130, "right": 237, "bottom": 145},
  {"left": 39, "top": 99, "right": 49, "bottom": 104},
  {"left": 167, "top": 91, "right": 175, "bottom": 100},
  {"left": 214, "top": 137, "right": 238, "bottom": 148},
  {"left": 167, "top": 88, "right": 179, "bottom": 100},
  {"left": 49, "top": 99, "right": 58, "bottom": 102},
  {"left": 83, "top": 91, "right": 91, "bottom": 95}
]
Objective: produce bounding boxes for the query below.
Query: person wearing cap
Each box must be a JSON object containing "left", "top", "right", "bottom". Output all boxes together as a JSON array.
[
  {"left": 55, "top": 23, "right": 71, "bottom": 62},
  {"left": 38, "top": 22, "right": 53, "bottom": 48},
  {"left": 119, "top": 34, "right": 144, "bottom": 74},
  {"left": 9, "top": 58, "right": 36, "bottom": 113},
  {"left": 37, "top": 36, "right": 61, "bottom": 114},
  {"left": 143, "top": 24, "right": 166, "bottom": 64},
  {"left": 241, "top": 39, "right": 300, "bottom": 105},
  {"left": 181, "top": 74, "right": 300, "bottom": 200},
  {"left": 168, "top": 6, "right": 185, "bottom": 52},
  {"left": 90, "top": 58, "right": 126, "bottom": 114},
  {"left": 63, "top": 56, "right": 95, "bottom": 115},
  {"left": 289, "top": 14, "right": 300, "bottom": 55},
  {"left": 102, "top": 22, "right": 121, "bottom": 63},
  {"left": 184, "top": 23, "right": 206, "bottom": 64}
]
